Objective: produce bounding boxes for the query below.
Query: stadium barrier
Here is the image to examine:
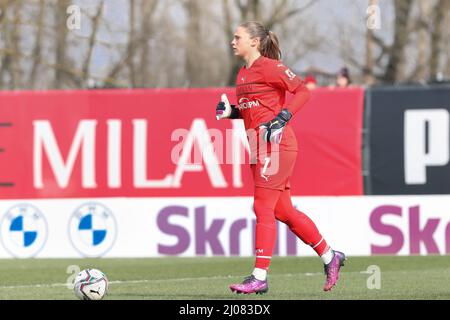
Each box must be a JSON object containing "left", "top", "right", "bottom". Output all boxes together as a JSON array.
[
  {"left": 1, "top": 86, "right": 449, "bottom": 258},
  {"left": 0, "top": 88, "right": 363, "bottom": 199},
  {"left": 1, "top": 195, "right": 450, "bottom": 258},
  {"left": 364, "top": 84, "right": 450, "bottom": 195}
]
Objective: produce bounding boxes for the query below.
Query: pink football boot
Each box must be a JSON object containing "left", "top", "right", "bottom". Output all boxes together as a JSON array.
[
  {"left": 230, "top": 275, "right": 268, "bottom": 295},
  {"left": 323, "top": 250, "right": 347, "bottom": 291}
]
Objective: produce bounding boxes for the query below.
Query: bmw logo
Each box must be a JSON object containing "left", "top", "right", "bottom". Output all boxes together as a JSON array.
[
  {"left": 69, "top": 202, "right": 117, "bottom": 257},
  {"left": 0, "top": 204, "right": 48, "bottom": 258}
]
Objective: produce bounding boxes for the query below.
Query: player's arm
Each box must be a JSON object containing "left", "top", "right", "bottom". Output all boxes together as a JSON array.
[
  {"left": 259, "top": 63, "right": 310, "bottom": 143},
  {"left": 284, "top": 84, "right": 310, "bottom": 116},
  {"left": 265, "top": 62, "right": 311, "bottom": 117},
  {"left": 216, "top": 93, "right": 240, "bottom": 120}
]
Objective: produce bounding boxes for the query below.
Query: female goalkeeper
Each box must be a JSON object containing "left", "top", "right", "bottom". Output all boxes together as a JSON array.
[{"left": 216, "top": 21, "right": 346, "bottom": 294}]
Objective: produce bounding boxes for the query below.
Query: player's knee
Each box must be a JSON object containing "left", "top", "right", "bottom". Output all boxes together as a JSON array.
[
  {"left": 274, "top": 206, "right": 299, "bottom": 225},
  {"left": 274, "top": 209, "right": 288, "bottom": 223},
  {"left": 274, "top": 201, "right": 292, "bottom": 222},
  {"left": 253, "top": 201, "right": 276, "bottom": 224},
  {"left": 253, "top": 200, "right": 268, "bottom": 213}
]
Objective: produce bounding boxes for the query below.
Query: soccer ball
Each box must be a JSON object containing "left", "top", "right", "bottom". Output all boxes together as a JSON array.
[{"left": 74, "top": 268, "right": 109, "bottom": 300}]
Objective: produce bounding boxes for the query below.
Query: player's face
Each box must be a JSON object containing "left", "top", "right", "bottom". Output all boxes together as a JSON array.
[{"left": 231, "top": 27, "right": 259, "bottom": 58}]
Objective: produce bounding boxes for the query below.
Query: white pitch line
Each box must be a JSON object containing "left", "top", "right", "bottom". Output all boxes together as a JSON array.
[{"left": 0, "top": 272, "right": 329, "bottom": 290}]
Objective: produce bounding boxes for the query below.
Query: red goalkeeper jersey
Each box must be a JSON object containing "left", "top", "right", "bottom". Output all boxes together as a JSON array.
[{"left": 235, "top": 56, "right": 310, "bottom": 154}]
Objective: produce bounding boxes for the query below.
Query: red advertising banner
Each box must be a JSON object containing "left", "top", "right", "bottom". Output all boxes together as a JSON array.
[{"left": 0, "top": 87, "right": 363, "bottom": 199}]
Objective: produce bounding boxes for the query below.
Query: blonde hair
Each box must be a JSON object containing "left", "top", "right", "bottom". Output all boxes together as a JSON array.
[{"left": 240, "top": 21, "right": 281, "bottom": 60}]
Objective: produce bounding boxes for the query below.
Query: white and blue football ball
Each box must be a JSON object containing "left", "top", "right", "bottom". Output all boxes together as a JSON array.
[{"left": 74, "top": 268, "right": 109, "bottom": 300}]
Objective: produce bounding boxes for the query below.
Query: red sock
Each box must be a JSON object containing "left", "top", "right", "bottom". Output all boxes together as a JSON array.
[
  {"left": 275, "top": 189, "right": 330, "bottom": 256},
  {"left": 253, "top": 187, "right": 282, "bottom": 270}
]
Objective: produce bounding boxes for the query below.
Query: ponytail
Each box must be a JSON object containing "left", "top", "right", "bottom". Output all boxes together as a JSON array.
[
  {"left": 240, "top": 21, "right": 282, "bottom": 60},
  {"left": 260, "top": 31, "right": 281, "bottom": 60}
]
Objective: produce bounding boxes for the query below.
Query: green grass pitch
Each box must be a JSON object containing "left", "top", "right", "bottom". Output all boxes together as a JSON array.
[{"left": 0, "top": 255, "right": 449, "bottom": 300}]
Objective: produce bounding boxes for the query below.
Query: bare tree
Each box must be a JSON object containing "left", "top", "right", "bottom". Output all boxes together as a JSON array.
[
  {"left": 411, "top": 0, "right": 433, "bottom": 82},
  {"left": 81, "top": 0, "right": 104, "bottom": 87},
  {"left": 28, "top": 0, "right": 45, "bottom": 88},
  {"left": 363, "top": 0, "right": 379, "bottom": 85},
  {"left": 339, "top": 0, "right": 450, "bottom": 85},
  {"left": 184, "top": 0, "right": 204, "bottom": 87},
  {"left": 53, "top": 0, "right": 72, "bottom": 88},
  {"left": 126, "top": 0, "right": 136, "bottom": 87},
  {"left": 154, "top": 0, "right": 187, "bottom": 88},
  {"left": 222, "top": 0, "right": 240, "bottom": 86},
  {"left": 105, "top": 0, "right": 160, "bottom": 88},
  {"left": 0, "top": 0, "right": 10, "bottom": 88},
  {"left": 8, "top": 0, "right": 22, "bottom": 89},
  {"left": 429, "top": 0, "right": 450, "bottom": 81},
  {"left": 382, "top": 0, "right": 413, "bottom": 83},
  {"left": 137, "top": 0, "right": 159, "bottom": 87},
  {"left": 446, "top": 12, "right": 450, "bottom": 79}
]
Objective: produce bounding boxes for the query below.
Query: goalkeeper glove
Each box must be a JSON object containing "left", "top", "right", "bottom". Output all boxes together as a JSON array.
[
  {"left": 216, "top": 94, "right": 239, "bottom": 120},
  {"left": 259, "top": 109, "right": 292, "bottom": 144}
]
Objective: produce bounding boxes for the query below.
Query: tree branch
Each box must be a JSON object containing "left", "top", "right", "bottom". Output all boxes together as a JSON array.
[{"left": 81, "top": 0, "right": 105, "bottom": 86}]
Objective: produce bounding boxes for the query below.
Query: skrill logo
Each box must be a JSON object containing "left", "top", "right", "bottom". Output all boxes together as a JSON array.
[
  {"left": 238, "top": 98, "right": 260, "bottom": 110},
  {"left": 156, "top": 205, "right": 298, "bottom": 256},
  {"left": 370, "top": 205, "right": 450, "bottom": 254}
]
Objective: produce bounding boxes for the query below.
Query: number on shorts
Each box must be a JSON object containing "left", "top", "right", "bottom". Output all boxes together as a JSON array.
[{"left": 262, "top": 157, "right": 271, "bottom": 175}]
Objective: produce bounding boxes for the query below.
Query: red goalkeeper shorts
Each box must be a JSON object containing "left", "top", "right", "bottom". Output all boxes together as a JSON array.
[{"left": 250, "top": 151, "right": 297, "bottom": 191}]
